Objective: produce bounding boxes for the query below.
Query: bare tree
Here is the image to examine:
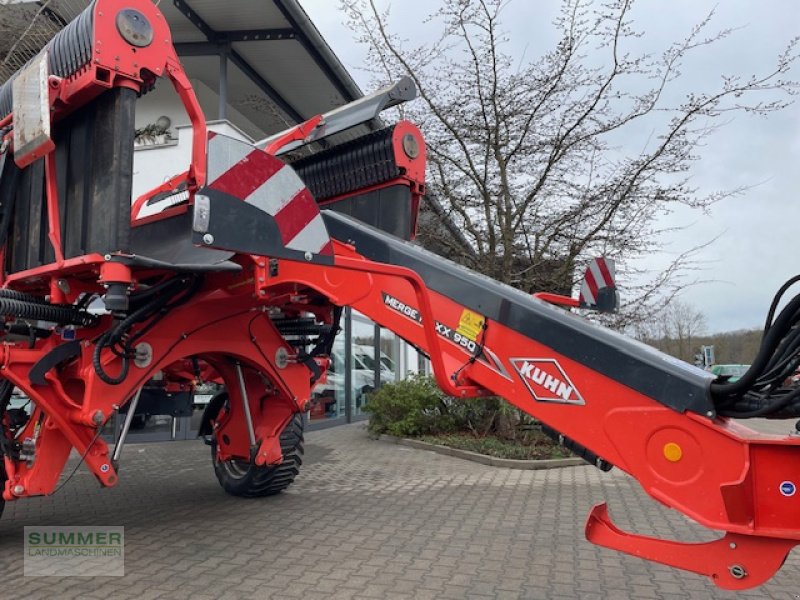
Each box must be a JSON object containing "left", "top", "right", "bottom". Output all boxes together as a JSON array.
[
  {"left": 635, "top": 299, "right": 706, "bottom": 361},
  {"left": 341, "top": 0, "right": 798, "bottom": 325}
]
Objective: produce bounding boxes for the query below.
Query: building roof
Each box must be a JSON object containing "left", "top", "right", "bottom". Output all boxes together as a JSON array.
[{"left": 0, "top": 0, "right": 364, "bottom": 136}]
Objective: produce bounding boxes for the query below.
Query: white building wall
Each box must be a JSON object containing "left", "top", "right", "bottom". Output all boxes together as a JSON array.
[
  {"left": 132, "top": 78, "right": 263, "bottom": 214},
  {"left": 134, "top": 78, "right": 263, "bottom": 138},
  {"left": 132, "top": 120, "right": 253, "bottom": 217}
]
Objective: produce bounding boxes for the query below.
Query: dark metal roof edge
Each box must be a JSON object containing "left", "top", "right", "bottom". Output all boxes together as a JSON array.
[{"left": 276, "top": 0, "right": 365, "bottom": 103}]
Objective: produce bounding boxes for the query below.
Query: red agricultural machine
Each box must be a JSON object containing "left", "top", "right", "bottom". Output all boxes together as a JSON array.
[{"left": 2, "top": 0, "right": 800, "bottom": 590}]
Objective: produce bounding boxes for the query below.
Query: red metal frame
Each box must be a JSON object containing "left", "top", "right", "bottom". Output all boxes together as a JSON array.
[
  {"left": 43, "top": 152, "right": 65, "bottom": 265},
  {"left": 0, "top": 275, "right": 314, "bottom": 496},
  {"left": 131, "top": 170, "right": 191, "bottom": 225},
  {"left": 533, "top": 291, "right": 580, "bottom": 308},
  {"left": 262, "top": 114, "right": 323, "bottom": 155},
  {"left": 260, "top": 243, "right": 800, "bottom": 590},
  {"left": 1, "top": 6, "right": 206, "bottom": 289},
  {"left": 1, "top": 0, "right": 799, "bottom": 590}
]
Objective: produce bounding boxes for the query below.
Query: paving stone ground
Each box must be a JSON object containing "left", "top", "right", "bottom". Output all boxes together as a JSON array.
[{"left": 0, "top": 422, "right": 798, "bottom": 599}]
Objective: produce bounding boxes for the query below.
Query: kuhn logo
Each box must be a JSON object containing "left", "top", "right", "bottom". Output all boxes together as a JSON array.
[{"left": 511, "top": 358, "right": 584, "bottom": 405}]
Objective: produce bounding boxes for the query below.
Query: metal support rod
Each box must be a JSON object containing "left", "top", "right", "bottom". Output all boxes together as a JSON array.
[
  {"left": 218, "top": 43, "right": 228, "bottom": 121},
  {"left": 373, "top": 323, "right": 381, "bottom": 391},
  {"left": 394, "top": 334, "right": 402, "bottom": 383},
  {"left": 171, "top": 0, "right": 304, "bottom": 123},
  {"left": 344, "top": 307, "right": 352, "bottom": 423},
  {"left": 235, "top": 363, "right": 257, "bottom": 448},
  {"left": 112, "top": 388, "right": 143, "bottom": 464},
  {"left": 256, "top": 77, "right": 417, "bottom": 155}
]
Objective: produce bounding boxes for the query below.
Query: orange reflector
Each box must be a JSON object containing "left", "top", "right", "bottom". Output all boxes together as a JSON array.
[{"left": 663, "top": 442, "right": 683, "bottom": 462}]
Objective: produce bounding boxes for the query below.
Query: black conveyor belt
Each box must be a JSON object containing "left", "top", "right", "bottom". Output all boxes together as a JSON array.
[{"left": 0, "top": 1, "right": 95, "bottom": 121}]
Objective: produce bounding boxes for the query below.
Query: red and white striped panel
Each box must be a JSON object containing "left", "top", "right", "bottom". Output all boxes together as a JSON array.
[
  {"left": 579, "top": 257, "right": 615, "bottom": 306},
  {"left": 206, "top": 132, "right": 333, "bottom": 256}
]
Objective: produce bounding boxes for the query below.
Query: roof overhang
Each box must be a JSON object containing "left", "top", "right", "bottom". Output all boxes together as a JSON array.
[{"left": 0, "top": 0, "right": 364, "bottom": 136}]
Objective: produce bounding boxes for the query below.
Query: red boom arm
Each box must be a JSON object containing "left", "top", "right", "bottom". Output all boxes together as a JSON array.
[{"left": 262, "top": 236, "right": 800, "bottom": 591}]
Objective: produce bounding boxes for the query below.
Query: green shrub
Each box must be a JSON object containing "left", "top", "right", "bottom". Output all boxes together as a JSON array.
[
  {"left": 364, "top": 375, "right": 529, "bottom": 439},
  {"left": 365, "top": 375, "right": 568, "bottom": 459},
  {"left": 363, "top": 374, "right": 454, "bottom": 437}
]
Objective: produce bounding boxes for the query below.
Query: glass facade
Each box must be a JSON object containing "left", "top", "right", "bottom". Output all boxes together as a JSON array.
[
  {"left": 379, "top": 327, "right": 400, "bottom": 384},
  {"left": 310, "top": 337, "right": 347, "bottom": 421},
  {"left": 307, "top": 309, "right": 422, "bottom": 426}
]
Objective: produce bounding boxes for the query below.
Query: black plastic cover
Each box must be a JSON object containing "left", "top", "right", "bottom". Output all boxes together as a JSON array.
[
  {"left": 289, "top": 125, "right": 401, "bottom": 202},
  {"left": 126, "top": 389, "right": 193, "bottom": 418},
  {"left": 323, "top": 184, "right": 414, "bottom": 240},
  {"left": 290, "top": 125, "right": 416, "bottom": 239},
  {"left": 5, "top": 87, "right": 135, "bottom": 273}
]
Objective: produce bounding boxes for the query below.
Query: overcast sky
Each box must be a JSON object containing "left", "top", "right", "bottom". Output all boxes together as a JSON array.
[{"left": 300, "top": 0, "right": 800, "bottom": 334}]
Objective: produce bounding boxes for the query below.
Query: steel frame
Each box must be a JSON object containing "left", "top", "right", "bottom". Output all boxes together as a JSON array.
[{"left": 2, "top": 0, "right": 800, "bottom": 591}]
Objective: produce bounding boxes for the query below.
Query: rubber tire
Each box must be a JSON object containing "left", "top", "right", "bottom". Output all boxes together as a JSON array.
[{"left": 212, "top": 407, "right": 304, "bottom": 498}]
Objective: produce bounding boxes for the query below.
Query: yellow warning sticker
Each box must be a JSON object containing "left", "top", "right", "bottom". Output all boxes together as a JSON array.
[{"left": 456, "top": 309, "right": 485, "bottom": 342}]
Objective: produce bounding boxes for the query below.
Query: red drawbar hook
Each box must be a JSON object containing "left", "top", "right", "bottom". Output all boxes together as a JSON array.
[{"left": 585, "top": 503, "right": 797, "bottom": 590}]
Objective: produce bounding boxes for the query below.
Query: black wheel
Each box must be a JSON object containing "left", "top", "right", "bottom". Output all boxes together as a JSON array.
[{"left": 211, "top": 397, "right": 304, "bottom": 497}]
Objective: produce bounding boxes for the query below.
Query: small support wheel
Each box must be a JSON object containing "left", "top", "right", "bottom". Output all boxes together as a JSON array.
[{"left": 210, "top": 394, "right": 304, "bottom": 497}]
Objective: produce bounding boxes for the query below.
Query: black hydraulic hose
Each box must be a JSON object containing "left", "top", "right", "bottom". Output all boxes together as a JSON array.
[
  {"left": 764, "top": 275, "right": 800, "bottom": 332},
  {"left": 92, "top": 291, "right": 176, "bottom": 384},
  {"left": 711, "top": 274, "right": 800, "bottom": 417},
  {"left": 109, "top": 290, "right": 175, "bottom": 345},
  {"left": 0, "top": 297, "right": 97, "bottom": 327},
  {"left": 762, "top": 325, "right": 800, "bottom": 370},
  {"left": 127, "top": 275, "right": 188, "bottom": 307},
  {"left": 125, "top": 276, "right": 202, "bottom": 348},
  {"left": 91, "top": 275, "right": 201, "bottom": 386},
  {"left": 93, "top": 331, "right": 129, "bottom": 385},
  {"left": 325, "top": 306, "right": 344, "bottom": 356},
  {"left": 711, "top": 293, "right": 800, "bottom": 399},
  {"left": 0, "top": 289, "right": 48, "bottom": 305},
  {"left": 92, "top": 286, "right": 177, "bottom": 385},
  {"left": 758, "top": 329, "right": 800, "bottom": 385},
  {"left": 106, "top": 275, "right": 189, "bottom": 346},
  {"left": 718, "top": 386, "right": 800, "bottom": 419}
]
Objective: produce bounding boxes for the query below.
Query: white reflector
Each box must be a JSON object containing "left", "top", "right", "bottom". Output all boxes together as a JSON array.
[{"left": 12, "top": 51, "right": 54, "bottom": 168}]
